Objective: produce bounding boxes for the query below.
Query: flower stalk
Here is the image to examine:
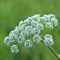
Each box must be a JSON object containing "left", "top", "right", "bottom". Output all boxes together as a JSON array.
[{"left": 41, "top": 40, "right": 60, "bottom": 60}]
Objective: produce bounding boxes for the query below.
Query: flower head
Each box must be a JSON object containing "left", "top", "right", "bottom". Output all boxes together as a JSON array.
[
  {"left": 10, "top": 45, "right": 19, "bottom": 53},
  {"left": 4, "top": 36, "right": 10, "bottom": 45},
  {"left": 33, "top": 34, "right": 42, "bottom": 43},
  {"left": 18, "top": 36, "right": 25, "bottom": 44},
  {"left": 44, "top": 34, "right": 54, "bottom": 46},
  {"left": 24, "top": 40, "right": 33, "bottom": 48},
  {"left": 51, "top": 18, "right": 58, "bottom": 26},
  {"left": 25, "top": 26, "right": 33, "bottom": 36},
  {"left": 46, "top": 22, "right": 53, "bottom": 30}
]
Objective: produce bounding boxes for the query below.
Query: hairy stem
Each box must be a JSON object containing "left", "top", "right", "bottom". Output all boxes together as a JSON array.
[{"left": 41, "top": 40, "right": 60, "bottom": 60}]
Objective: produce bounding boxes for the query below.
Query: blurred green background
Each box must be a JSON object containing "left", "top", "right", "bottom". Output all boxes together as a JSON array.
[{"left": 0, "top": 0, "right": 60, "bottom": 60}]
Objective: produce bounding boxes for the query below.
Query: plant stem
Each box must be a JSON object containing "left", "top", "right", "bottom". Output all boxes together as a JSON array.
[
  {"left": 48, "top": 46, "right": 60, "bottom": 60},
  {"left": 41, "top": 40, "right": 60, "bottom": 60}
]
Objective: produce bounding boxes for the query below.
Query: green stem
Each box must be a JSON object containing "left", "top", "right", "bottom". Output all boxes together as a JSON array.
[{"left": 41, "top": 40, "right": 60, "bottom": 60}]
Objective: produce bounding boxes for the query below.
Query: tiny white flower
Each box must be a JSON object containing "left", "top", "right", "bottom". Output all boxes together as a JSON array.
[
  {"left": 44, "top": 38, "right": 54, "bottom": 46},
  {"left": 43, "top": 14, "right": 50, "bottom": 21},
  {"left": 10, "top": 45, "right": 19, "bottom": 53},
  {"left": 17, "top": 26, "right": 24, "bottom": 33},
  {"left": 32, "top": 28, "right": 40, "bottom": 35},
  {"left": 40, "top": 17, "right": 47, "bottom": 24},
  {"left": 31, "top": 20, "right": 38, "bottom": 27},
  {"left": 36, "top": 23, "right": 44, "bottom": 30},
  {"left": 18, "top": 36, "right": 25, "bottom": 44},
  {"left": 49, "top": 14, "right": 55, "bottom": 19},
  {"left": 28, "top": 17, "right": 33, "bottom": 21},
  {"left": 24, "top": 40, "right": 33, "bottom": 48},
  {"left": 4, "top": 36, "right": 10, "bottom": 45},
  {"left": 24, "top": 18, "right": 31, "bottom": 25},
  {"left": 32, "top": 14, "right": 40, "bottom": 22},
  {"left": 9, "top": 31, "right": 18, "bottom": 42},
  {"left": 33, "top": 34, "right": 42, "bottom": 43},
  {"left": 9, "top": 31, "right": 14, "bottom": 36},
  {"left": 46, "top": 22, "right": 53, "bottom": 30},
  {"left": 20, "top": 30, "right": 26, "bottom": 37},
  {"left": 14, "top": 26, "right": 20, "bottom": 35},
  {"left": 51, "top": 18, "right": 58, "bottom": 26},
  {"left": 19, "top": 24, "right": 26, "bottom": 31},
  {"left": 19, "top": 21, "right": 24, "bottom": 26},
  {"left": 25, "top": 26, "right": 33, "bottom": 36}
]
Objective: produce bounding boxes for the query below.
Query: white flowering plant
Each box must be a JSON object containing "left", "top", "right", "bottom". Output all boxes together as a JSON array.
[{"left": 4, "top": 14, "right": 60, "bottom": 60}]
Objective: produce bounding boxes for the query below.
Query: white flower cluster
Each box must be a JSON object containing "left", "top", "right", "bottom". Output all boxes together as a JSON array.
[
  {"left": 4, "top": 14, "right": 58, "bottom": 53},
  {"left": 40, "top": 14, "right": 58, "bottom": 29}
]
